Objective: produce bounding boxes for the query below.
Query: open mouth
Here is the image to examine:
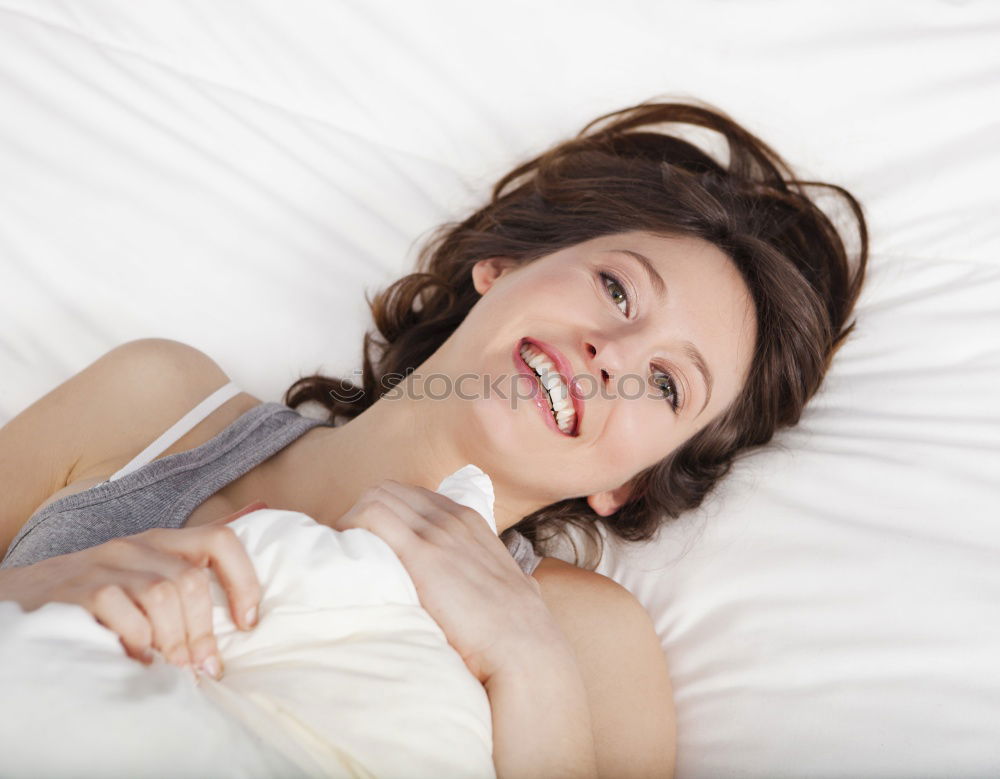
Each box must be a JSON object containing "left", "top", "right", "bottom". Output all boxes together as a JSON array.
[{"left": 513, "top": 338, "right": 582, "bottom": 436}]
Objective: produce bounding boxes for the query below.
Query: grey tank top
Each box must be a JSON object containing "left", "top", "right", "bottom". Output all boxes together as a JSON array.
[{"left": 1, "top": 383, "right": 542, "bottom": 575}]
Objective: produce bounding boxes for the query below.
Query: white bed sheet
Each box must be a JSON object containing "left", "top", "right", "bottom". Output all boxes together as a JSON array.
[{"left": 1, "top": 1, "right": 998, "bottom": 776}]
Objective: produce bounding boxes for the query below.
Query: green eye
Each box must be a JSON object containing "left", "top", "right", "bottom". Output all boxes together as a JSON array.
[
  {"left": 601, "top": 272, "right": 629, "bottom": 315},
  {"left": 651, "top": 368, "right": 680, "bottom": 412}
]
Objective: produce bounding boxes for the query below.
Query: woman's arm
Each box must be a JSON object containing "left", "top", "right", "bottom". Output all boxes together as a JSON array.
[
  {"left": 326, "top": 481, "right": 673, "bottom": 776},
  {"left": 1, "top": 338, "right": 233, "bottom": 558},
  {"left": 0, "top": 505, "right": 265, "bottom": 675},
  {"left": 533, "top": 558, "right": 677, "bottom": 778},
  {"left": 486, "top": 625, "right": 598, "bottom": 778},
  {"left": 326, "top": 481, "right": 603, "bottom": 774}
]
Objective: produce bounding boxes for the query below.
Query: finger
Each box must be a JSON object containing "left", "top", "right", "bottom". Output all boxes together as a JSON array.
[
  {"left": 201, "top": 526, "right": 261, "bottom": 630},
  {"left": 96, "top": 536, "right": 215, "bottom": 659},
  {"left": 85, "top": 540, "right": 196, "bottom": 663},
  {"left": 373, "top": 483, "right": 529, "bottom": 574},
  {"left": 87, "top": 581, "right": 155, "bottom": 663},
  {"left": 141, "top": 525, "right": 262, "bottom": 631},
  {"left": 376, "top": 481, "right": 491, "bottom": 540},
  {"left": 121, "top": 545, "right": 222, "bottom": 674},
  {"left": 335, "top": 491, "right": 428, "bottom": 556},
  {"left": 127, "top": 571, "right": 191, "bottom": 667},
  {"left": 372, "top": 489, "right": 468, "bottom": 547},
  {"left": 172, "top": 564, "right": 220, "bottom": 672}
]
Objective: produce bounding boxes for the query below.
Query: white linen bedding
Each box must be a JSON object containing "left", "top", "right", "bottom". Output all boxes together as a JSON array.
[
  {"left": 1, "top": 1, "right": 998, "bottom": 776},
  {"left": 0, "top": 467, "right": 498, "bottom": 779}
]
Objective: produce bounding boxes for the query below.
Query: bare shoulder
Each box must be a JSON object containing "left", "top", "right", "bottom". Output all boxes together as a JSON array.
[
  {"left": 67, "top": 338, "right": 260, "bottom": 481},
  {"left": 1, "top": 338, "right": 259, "bottom": 554},
  {"left": 533, "top": 557, "right": 677, "bottom": 779}
]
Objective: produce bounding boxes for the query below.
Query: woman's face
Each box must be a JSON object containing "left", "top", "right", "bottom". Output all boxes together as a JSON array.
[{"left": 423, "top": 230, "right": 757, "bottom": 517}]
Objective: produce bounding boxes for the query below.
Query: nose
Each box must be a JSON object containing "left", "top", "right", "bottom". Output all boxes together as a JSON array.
[{"left": 582, "top": 338, "right": 624, "bottom": 389}]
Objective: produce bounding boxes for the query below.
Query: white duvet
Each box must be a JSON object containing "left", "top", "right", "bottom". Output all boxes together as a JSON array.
[{"left": 0, "top": 466, "right": 498, "bottom": 779}]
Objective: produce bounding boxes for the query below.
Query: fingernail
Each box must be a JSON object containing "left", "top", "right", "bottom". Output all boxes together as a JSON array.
[
  {"left": 200, "top": 655, "right": 221, "bottom": 679},
  {"left": 244, "top": 605, "right": 257, "bottom": 629}
]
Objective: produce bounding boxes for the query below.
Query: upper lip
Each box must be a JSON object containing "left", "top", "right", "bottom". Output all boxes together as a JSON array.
[{"left": 520, "top": 337, "right": 585, "bottom": 435}]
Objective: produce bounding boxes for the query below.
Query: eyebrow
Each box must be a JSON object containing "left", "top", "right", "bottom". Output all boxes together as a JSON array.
[
  {"left": 607, "top": 248, "right": 714, "bottom": 415},
  {"left": 682, "top": 341, "right": 714, "bottom": 416},
  {"left": 610, "top": 249, "right": 667, "bottom": 299}
]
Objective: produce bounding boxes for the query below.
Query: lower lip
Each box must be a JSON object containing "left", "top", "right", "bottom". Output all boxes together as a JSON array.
[{"left": 511, "top": 344, "right": 574, "bottom": 437}]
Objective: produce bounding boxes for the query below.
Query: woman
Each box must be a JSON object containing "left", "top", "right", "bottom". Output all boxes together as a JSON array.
[{"left": 0, "top": 99, "right": 867, "bottom": 777}]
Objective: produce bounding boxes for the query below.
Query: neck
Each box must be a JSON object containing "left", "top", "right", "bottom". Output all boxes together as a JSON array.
[{"left": 269, "top": 385, "right": 537, "bottom": 536}]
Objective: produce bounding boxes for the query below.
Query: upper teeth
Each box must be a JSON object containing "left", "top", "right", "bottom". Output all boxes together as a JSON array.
[{"left": 520, "top": 343, "right": 576, "bottom": 434}]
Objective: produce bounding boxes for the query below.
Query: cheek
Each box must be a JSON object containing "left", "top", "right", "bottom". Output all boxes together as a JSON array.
[
  {"left": 494, "top": 265, "right": 588, "bottom": 314},
  {"left": 514, "top": 275, "right": 573, "bottom": 312},
  {"left": 600, "top": 401, "right": 678, "bottom": 473}
]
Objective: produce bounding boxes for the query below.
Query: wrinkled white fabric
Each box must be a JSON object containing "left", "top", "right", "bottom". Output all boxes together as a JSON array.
[
  {"left": 5, "top": 2, "right": 999, "bottom": 776},
  {"left": 0, "top": 465, "right": 497, "bottom": 778}
]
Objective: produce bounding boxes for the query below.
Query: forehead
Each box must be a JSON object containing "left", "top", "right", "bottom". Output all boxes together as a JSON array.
[{"left": 565, "top": 230, "right": 736, "bottom": 278}]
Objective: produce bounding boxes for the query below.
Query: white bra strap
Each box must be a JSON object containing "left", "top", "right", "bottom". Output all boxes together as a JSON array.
[{"left": 106, "top": 381, "right": 243, "bottom": 483}]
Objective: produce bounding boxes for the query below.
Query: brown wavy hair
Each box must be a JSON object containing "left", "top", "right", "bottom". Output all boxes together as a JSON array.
[{"left": 284, "top": 98, "right": 868, "bottom": 570}]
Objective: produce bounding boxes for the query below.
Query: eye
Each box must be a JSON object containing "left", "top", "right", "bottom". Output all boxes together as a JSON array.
[
  {"left": 650, "top": 366, "right": 681, "bottom": 413},
  {"left": 600, "top": 272, "right": 630, "bottom": 316}
]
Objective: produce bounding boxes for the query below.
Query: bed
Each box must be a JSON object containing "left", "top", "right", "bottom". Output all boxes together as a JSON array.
[{"left": 1, "top": 1, "right": 998, "bottom": 776}]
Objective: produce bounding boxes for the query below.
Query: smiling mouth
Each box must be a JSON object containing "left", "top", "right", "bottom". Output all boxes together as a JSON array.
[{"left": 515, "top": 339, "right": 580, "bottom": 436}]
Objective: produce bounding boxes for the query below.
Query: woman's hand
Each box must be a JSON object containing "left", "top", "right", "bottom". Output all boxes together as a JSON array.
[
  {"left": 0, "top": 501, "right": 267, "bottom": 677},
  {"left": 330, "top": 480, "right": 562, "bottom": 685}
]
